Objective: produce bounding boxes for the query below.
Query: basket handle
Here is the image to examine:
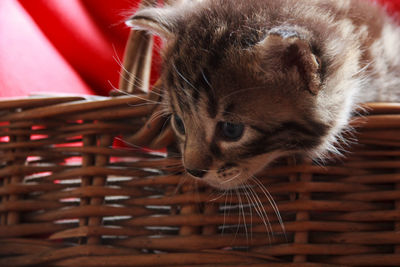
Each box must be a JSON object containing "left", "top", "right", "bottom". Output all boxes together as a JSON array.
[
  {"left": 118, "top": 0, "right": 158, "bottom": 94},
  {"left": 118, "top": 0, "right": 186, "bottom": 94},
  {"left": 118, "top": 0, "right": 179, "bottom": 149}
]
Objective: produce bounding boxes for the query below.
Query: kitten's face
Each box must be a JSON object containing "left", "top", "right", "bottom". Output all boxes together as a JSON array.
[
  {"left": 165, "top": 47, "right": 327, "bottom": 189},
  {"left": 128, "top": 0, "right": 330, "bottom": 189}
]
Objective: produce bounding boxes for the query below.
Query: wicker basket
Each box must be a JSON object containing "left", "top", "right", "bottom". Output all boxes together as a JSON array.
[{"left": 2, "top": 2, "right": 400, "bottom": 266}]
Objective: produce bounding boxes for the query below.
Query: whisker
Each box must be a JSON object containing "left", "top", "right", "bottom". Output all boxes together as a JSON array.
[
  {"left": 172, "top": 63, "right": 199, "bottom": 93},
  {"left": 200, "top": 69, "right": 215, "bottom": 96},
  {"left": 251, "top": 176, "right": 286, "bottom": 239},
  {"left": 113, "top": 50, "right": 166, "bottom": 93},
  {"left": 221, "top": 170, "right": 242, "bottom": 184},
  {"left": 113, "top": 77, "right": 167, "bottom": 101},
  {"left": 208, "top": 190, "right": 226, "bottom": 202},
  {"left": 247, "top": 184, "right": 272, "bottom": 243},
  {"left": 242, "top": 184, "right": 254, "bottom": 241},
  {"left": 226, "top": 189, "right": 233, "bottom": 235},
  {"left": 221, "top": 190, "right": 229, "bottom": 236},
  {"left": 234, "top": 189, "right": 243, "bottom": 242},
  {"left": 147, "top": 109, "right": 170, "bottom": 125},
  {"left": 111, "top": 49, "right": 165, "bottom": 96},
  {"left": 238, "top": 187, "right": 249, "bottom": 244},
  {"left": 160, "top": 115, "right": 172, "bottom": 133},
  {"left": 172, "top": 174, "right": 189, "bottom": 196},
  {"left": 107, "top": 82, "right": 164, "bottom": 106},
  {"left": 109, "top": 86, "right": 133, "bottom": 97},
  {"left": 171, "top": 63, "right": 201, "bottom": 113},
  {"left": 114, "top": 62, "right": 149, "bottom": 92}
]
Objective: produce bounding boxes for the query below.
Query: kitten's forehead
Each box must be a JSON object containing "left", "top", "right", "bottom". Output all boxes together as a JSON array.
[
  {"left": 162, "top": 1, "right": 267, "bottom": 115},
  {"left": 163, "top": 0, "right": 317, "bottom": 124}
]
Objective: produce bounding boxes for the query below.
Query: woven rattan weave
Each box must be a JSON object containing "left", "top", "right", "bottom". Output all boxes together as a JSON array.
[
  {"left": 1, "top": 93, "right": 400, "bottom": 266},
  {"left": 2, "top": 0, "right": 400, "bottom": 265}
]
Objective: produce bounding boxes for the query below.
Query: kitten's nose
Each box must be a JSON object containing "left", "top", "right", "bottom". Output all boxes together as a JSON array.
[{"left": 186, "top": 169, "right": 206, "bottom": 178}]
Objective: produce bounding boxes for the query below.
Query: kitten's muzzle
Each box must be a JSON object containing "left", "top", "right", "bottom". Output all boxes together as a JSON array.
[{"left": 186, "top": 169, "right": 206, "bottom": 178}]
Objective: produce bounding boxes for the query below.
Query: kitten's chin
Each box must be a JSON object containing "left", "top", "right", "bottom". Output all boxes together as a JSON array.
[{"left": 202, "top": 151, "right": 286, "bottom": 190}]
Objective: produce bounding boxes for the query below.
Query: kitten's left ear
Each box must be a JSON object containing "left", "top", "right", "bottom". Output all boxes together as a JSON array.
[
  {"left": 126, "top": 7, "right": 178, "bottom": 39},
  {"left": 258, "top": 28, "right": 321, "bottom": 95}
]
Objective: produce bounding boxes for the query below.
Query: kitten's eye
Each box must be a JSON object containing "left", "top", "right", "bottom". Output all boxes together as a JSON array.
[
  {"left": 220, "top": 122, "right": 244, "bottom": 141},
  {"left": 173, "top": 114, "right": 185, "bottom": 135}
]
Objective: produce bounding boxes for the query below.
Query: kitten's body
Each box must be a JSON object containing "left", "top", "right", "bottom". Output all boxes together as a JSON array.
[{"left": 128, "top": 0, "right": 400, "bottom": 189}]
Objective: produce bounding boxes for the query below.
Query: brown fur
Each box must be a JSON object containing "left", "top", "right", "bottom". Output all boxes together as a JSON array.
[{"left": 127, "top": 0, "right": 400, "bottom": 189}]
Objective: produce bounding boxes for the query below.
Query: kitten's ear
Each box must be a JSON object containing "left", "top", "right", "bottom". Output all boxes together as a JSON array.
[
  {"left": 258, "top": 28, "right": 321, "bottom": 95},
  {"left": 126, "top": 7, "right": 177, "bottom": 39}
]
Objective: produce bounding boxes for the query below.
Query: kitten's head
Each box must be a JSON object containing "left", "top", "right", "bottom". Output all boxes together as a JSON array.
[{"left": 127, "top": 0, "right": 330, "bottom": 189}]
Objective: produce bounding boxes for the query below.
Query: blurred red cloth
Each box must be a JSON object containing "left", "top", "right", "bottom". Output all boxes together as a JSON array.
[
  {"left": 0, "top": 0, "right": 138, "bottom": 97},
  {"left": 0, "top": 0, "right": 399, "bottom": 98},
  {"left": 379, "top": 0, "right": 400, "bottom": 15}
]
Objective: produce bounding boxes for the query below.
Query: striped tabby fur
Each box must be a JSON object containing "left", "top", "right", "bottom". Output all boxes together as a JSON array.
[{"left": 127, "top": 0, "right": 400, "bottom": 189}]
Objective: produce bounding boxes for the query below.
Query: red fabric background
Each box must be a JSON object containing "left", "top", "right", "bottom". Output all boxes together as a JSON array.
[
  {"left": 0, "top": 0, "right": 139, "bottom": 97},
  {"left": 0, "top": 0, "right": 399, "bottom": 98}
]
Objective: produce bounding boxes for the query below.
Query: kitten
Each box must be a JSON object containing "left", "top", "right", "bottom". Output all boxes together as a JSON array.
[{"left": 127, "top": 0, "right": 400, "bottom": 189}]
